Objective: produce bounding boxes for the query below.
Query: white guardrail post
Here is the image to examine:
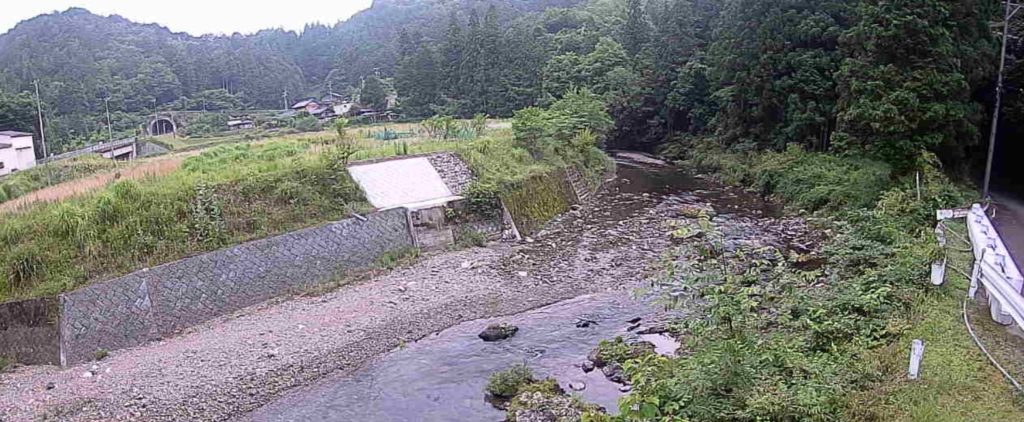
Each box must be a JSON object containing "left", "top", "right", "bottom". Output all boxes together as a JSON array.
[{"left": 965, "top": 204, "right": 1024, "bottom": 327}]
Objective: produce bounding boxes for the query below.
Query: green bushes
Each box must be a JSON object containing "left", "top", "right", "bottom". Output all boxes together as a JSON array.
[
  {"left": 616, "top": 145, "right": 977, "bottom": 421},
  {"left": 0, "top": 140, "right": 368, "bottom": 302},
  {"left": 512, "top": 88, "right": 612, "bottom": 161},
  {"left": 688, "top": 141, "right": 892, "bottom": 212},
  {"left": 486, "top": 364, "right": 536, "bottom": 399},
  {"left": 290, "top": 115, "right": 322, "bottom": 133}
]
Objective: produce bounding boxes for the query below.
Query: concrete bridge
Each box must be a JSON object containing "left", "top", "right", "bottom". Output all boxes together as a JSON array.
[{"left": 39, "top": 138, "right": 169, "bottom": 164}]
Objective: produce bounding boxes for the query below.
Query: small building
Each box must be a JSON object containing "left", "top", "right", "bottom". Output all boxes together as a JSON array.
[
  {"left": 291, "top": 99, "right": 321, "bottom": 114},
  {"left": 0, "top": 130, "right": 36, "bottom": 176},
  {"left": 309, "top": 106, "right": 336, "bottom": 120},
  {"left": 227, "top": 119, "right": 255, "bottom": 130},
  {"left": 333, "top": 101, "right": 355, "bottom": 117}
]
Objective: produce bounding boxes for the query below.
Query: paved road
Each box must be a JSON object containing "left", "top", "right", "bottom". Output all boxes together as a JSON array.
[{"left": 991, "top": 192, "right": 1024, "bottom": 273}]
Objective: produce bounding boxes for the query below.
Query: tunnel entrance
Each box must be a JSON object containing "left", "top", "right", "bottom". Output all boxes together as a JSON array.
[{"left": 150, "top": 118, "right": 176, "bottom": 136}]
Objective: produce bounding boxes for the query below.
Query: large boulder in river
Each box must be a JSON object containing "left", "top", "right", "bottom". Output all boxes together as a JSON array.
[{"left": 479, "top": 323, "right": 519, "bottom": 342}]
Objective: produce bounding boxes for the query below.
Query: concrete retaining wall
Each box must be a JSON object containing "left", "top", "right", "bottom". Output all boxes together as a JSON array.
[
  {"left": 0, "top": 298, "right": 61, "bottom": 365},
  {"left": 50, "top": 208, "right": 412, "bottom": 365}
]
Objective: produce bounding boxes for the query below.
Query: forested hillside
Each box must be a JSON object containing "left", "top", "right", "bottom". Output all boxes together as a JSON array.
[
  {"left": 393, "top": 0, "right": 1001, "bottom": 171},
  {"left": 0, "top": 0, "right": 1009, "bottom": 173},
  {"left": 0, "top": 0, "right": 584, "bottom": 152}
]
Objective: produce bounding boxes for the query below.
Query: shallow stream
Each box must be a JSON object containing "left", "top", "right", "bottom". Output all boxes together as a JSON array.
[{"left": 244, "top": 153, "right": 773, "bottom": 422}]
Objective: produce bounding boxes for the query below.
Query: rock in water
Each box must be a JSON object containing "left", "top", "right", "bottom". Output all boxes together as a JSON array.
[
  {"left": 568, "top": 381, "right": 587, "bottom": 391},
  {"left": 581, "top": 361, "right": 596, "bottom": 373},
  {"left": 479, "top": 323, "right": 519, "bottom": 342},
  {"left": 602, "top": 363, "right": 627, "bottom": 384}
]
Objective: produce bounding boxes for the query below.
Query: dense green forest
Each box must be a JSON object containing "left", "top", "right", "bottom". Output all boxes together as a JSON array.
[
  {"left": 0, "top": 0, "right": 1010, "bottom": 171},
  {"left": 391, "top": 0, "right": 1003, "bottom": 172}
]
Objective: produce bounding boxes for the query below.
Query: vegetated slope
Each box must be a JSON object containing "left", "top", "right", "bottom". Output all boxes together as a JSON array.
[
  {"left": 0, "top": 0, "right": 584, "bottom": 152},
  {"left": 0, "top": 90, "right": 611, "bottom": 305}
]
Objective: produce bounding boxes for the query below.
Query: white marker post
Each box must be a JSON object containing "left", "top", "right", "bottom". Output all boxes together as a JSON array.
[{"left": 908, "top": 339, "right": 925, "bottom": 380}]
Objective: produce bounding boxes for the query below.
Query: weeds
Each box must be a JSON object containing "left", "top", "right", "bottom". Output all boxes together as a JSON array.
[
  {"left": 376, "top": 247, "right": 421, "bottom": 270},
  {"left": 616, "top": 143, "right": 994, "bottom": 420},
  {"left": 454, "top": 228, "right": 487, "bottom": 249},
  {"left": 486, "top": 364, "right": 535, "bottom": 399},
  {"left": 0, "top": 141, "right": 368, "bottom": 302}
]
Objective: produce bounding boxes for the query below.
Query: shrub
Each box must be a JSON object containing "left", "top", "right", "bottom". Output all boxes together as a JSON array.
[
  {"left": 486, "top": 364, "right": 536, "bottom": 399},
  {"left": 617, "top": 147, "right": 973, "bottom": 421},
  {"left": 454, "top": 228, "right": 487, "bottom": 249},
  {"left": 291, "top": 116, "right": 322, "bottom": 132}
]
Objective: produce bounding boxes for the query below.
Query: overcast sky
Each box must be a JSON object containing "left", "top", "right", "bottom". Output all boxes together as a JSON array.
[{"left": 0, "top": 0, "right": 374, "bottom": 36}]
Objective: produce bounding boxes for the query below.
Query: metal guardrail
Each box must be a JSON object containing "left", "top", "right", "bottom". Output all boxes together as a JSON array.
[{"left": 963, "top": 204, "right": 1024, "bottom": 327}]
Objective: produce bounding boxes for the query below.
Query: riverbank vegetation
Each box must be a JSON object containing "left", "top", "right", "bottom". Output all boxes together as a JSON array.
[{"left": 597, "top": 144, "right": 1024, "bottom": 420}]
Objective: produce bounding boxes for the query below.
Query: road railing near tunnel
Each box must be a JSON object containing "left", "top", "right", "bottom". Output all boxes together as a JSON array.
[{"left": 963, "top": 204, "right": 1024, "bottom": 327}]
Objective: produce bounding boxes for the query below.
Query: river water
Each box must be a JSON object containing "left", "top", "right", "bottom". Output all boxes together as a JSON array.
[{"left": 244, "top": 153, "right": 773, "bottom": 422}]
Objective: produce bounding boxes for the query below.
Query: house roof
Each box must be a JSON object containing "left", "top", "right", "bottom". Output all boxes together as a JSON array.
[
  {"left": 291, "top": 99, "right": 317, "bottom": 109},
  {"left": 227, "top": 119, "right": 254, "bottom": 126},
  {"left": 309, "top": 106, "right": 332, "bottom": 115},
  {"left": 0, "top": 130, "right": 32, "bottom": 137}
]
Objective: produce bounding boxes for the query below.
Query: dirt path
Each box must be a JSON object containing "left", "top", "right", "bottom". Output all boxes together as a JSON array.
[{"left": 0, "top": 175, "right": 674, "bottom": 421}]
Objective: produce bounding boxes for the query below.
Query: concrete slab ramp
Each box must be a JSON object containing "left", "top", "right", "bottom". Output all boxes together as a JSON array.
[{"left": 348, "top": 157, "right": 454, "bottom": 209}]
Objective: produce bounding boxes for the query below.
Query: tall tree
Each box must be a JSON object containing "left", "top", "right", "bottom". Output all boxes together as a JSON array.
[
  {"left": 834, "top": 0, "right": 990, "bottom": 170},
  {"left": 621, "top": 0, "right": 652, "bottom": 58}
]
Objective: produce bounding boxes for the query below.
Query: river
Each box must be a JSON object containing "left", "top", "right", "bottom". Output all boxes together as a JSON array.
[{"left": 243, "top": 153, "right": 776, "bottom": 422}]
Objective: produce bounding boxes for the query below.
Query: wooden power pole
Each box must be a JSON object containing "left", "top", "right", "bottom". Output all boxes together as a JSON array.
[
  {"left": 33, "top": 80, "right": 47, "bottom": 159},
  {"left": 984, "top": 1, "right": 1023, "bottom": 200}
]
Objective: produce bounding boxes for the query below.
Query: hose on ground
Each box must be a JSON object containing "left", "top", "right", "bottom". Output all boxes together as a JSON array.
[{"left": 962, "top": 298, "right": 1024, "bottom": 393}]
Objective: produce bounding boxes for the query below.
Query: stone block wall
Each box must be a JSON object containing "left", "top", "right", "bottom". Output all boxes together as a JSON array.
[
  {"left": 427, "top": 152, "right": 474, "bottom": 195},
  {"left": 58, "top": 208, "right": 413, "bottom": 365},
  {"left": 0, "top": 298, "right": 61, "bottom": 365}
]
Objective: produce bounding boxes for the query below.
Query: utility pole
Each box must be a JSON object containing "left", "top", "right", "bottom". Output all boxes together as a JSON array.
[
  {"left": 984, "top": 1, "right": 1023, "bottom": 200},
  {"left": 33, "top": 80, "right": 47, "bottom": 159},
  {"left": 33, "top": 79, "right": 52, "bottom": 185},
  {"left": 104, "top": 98, "right": 114, "bottom": 142},
  {"left": 104, "top": 97, "right": 119, "bottom": 166}
]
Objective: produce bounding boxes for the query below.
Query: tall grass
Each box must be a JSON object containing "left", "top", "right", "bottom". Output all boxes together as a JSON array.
[
  {"left": 0, "top": 140, "right": 367, "bottom": 302},
  {"left": 0, "top": 125, "right": 596, "bottom": 302},
  {"left": 0, "top": 156, "right": 117, "bottom": 204}
]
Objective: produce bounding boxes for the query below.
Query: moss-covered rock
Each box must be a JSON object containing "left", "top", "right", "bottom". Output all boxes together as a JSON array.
[
  {"left": 505, "top": 379, "right": 604, "bottom": 422},
  {"left": 587, "top": 337, "right": 656, "bottom": 369}
]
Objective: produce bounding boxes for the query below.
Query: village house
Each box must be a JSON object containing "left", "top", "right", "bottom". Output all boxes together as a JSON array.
[
  {"left": 227, "top": 119, "right": 255, "bottom": 130},
  {"left": 290, "top": 98, "right": 321, "bottom": 114},
  {"left": 0, "top": 130, "right": 37, "bottom": 176}
]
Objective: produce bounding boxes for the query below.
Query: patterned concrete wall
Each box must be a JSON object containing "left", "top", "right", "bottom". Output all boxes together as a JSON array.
[
  {"left": 0, "top": 298, "right": 61, "bottom": 365},
  {"left": 59, "top": 208, "right": 413, "bottom": 365}
]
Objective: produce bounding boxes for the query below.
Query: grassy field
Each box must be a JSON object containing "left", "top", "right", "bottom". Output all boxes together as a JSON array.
[{"left": 0, "top": 113, "right": 603, "bottom": 302}]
